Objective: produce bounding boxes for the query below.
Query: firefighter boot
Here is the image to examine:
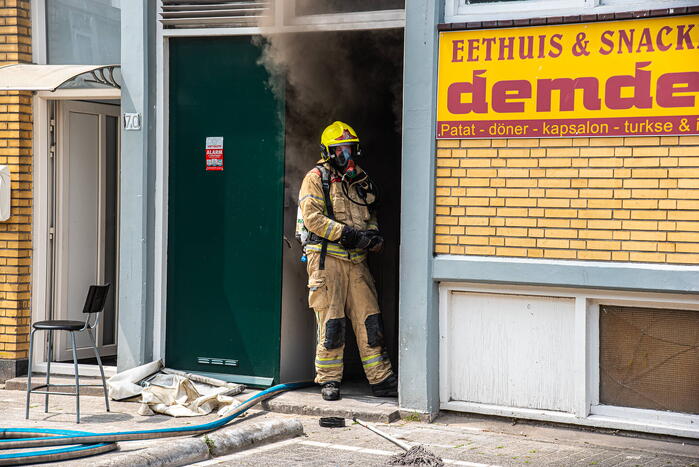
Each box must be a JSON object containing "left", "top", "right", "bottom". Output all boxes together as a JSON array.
[
  {"left": 321, "top": 381, "right": 341, "bottom": 401},
  {"left": 371, "top": 374, "right": 398, "bottom": 397}
]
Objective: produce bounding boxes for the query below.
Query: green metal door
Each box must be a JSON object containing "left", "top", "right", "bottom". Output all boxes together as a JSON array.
[{"left": 166, "top": 37, "right": 284, "bottom": 385}]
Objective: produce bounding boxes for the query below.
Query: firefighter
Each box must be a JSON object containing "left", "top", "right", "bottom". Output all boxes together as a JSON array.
[{"left": 298, "top": 121, "right": 398, "bottom": 401}]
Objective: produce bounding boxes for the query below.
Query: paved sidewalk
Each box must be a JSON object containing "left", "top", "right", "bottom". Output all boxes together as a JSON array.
[
  {"left": 205, "top": 415, "right": 699, "bottom": 467},
  {"left": 1, "top": 384, "right": 698, "bottom": 466}
]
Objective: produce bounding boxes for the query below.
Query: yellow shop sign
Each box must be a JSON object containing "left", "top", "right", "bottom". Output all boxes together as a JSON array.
[{"left": 437, "top": 16, "right": 699, "bottom": 139}]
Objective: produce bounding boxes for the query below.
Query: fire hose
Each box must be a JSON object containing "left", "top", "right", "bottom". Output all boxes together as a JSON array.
[{"left": 0, "top": 381, "right": 312, "bottom": 466}]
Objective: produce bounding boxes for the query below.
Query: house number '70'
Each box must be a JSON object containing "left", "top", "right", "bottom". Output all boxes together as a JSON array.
[{"left": 122, "top": 113, "right": 142, "bottom": 131}]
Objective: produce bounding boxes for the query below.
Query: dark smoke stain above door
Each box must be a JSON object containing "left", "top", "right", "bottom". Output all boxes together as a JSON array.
[{"left": 166, "top": 37, "right": 285, "bottom": 385}]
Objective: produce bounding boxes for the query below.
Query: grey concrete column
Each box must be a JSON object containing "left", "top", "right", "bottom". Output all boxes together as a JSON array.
[
  {"left": 117, "top": 1, "right": 156, "bottom": 371},
  {"left": 398, "top": 0, "right": 442, "bottom": 416}
]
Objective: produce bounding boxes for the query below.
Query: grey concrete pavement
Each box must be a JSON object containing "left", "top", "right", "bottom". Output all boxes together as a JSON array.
[
  {"left": 1, "top": 384, "right": 698, "bottom": 466},
  {"left": 199, "top": 413, "right": 699, "bottom": 466}
]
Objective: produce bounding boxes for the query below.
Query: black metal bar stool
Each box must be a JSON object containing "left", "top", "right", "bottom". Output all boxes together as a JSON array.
[{"left": 26, "top": 284, "right": 111, "bottom": 423}]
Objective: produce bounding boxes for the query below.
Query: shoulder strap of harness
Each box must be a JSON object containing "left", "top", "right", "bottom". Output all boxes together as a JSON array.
[{"left": 317, "top": 165, "right": 333, "bottom": 271}]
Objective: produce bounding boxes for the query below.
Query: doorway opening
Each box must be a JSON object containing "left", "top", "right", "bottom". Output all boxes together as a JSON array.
[
  {"left": 279, "top": 29, "right": 404, "bottom": 391},
  {"left": 48, "top": 99, "right": 120, "bottom": 368}
]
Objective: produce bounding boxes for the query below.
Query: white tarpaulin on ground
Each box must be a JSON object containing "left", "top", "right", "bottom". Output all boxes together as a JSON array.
[
  {"left": 107, "top": 359, "right": 164, "bottom": 400},
  {"left": 138, "top": 373, "right": 243, "bottom": 417},
  {"left": 106, "top": 360, "right": 246, "bottom": 417}
]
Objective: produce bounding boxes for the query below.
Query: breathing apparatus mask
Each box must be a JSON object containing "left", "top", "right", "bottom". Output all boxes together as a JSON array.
[{"left": 330, "top": 144, "right": 358, "bottom": 180}]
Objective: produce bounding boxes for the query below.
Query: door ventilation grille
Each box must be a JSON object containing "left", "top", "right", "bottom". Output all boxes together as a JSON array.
[
  {"left": 160, "top": 1, "right": 272, "bottom": 29},
  {"left": 197, "top": 356, "right": 239, "bottom": 367}
]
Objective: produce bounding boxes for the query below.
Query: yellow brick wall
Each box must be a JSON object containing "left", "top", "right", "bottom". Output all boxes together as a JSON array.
[
  {"left": 434, "top": 136, "right": 699, "bottom": 265},
  {"left": 0, "top": 0, "right": 31, "bottom": 361}
]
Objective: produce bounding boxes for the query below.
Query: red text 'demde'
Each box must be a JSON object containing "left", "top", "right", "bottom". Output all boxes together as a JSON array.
[{"left": 447, "top": 62, "right": 698, "bottom": 115}]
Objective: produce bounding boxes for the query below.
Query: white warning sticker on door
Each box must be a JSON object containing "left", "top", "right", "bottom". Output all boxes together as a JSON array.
[{"left": 205, "top": 136, "right": 224, "bottom": 171}]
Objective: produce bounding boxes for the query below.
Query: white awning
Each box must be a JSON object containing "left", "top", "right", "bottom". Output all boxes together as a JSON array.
[{"left": 0, "top": 64, "right": 120, "bottom": 91}]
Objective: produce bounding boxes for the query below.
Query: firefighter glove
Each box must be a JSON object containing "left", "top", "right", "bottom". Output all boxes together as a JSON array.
[
  {"left": 366, "top": 230, "right": 384, "bottom": 253},
  {"left": 339, "top": 225, "right": 373, "bottom": 250}
]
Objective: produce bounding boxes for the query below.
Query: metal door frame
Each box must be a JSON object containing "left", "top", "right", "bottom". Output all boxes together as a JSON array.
[{"left": 151, "top": 0, "right": 407, "bottom": 371}]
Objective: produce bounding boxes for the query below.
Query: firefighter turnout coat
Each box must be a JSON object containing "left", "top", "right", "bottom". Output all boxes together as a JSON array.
[{"left": 298, "top": 162, "right": 394, "bottom": 385}]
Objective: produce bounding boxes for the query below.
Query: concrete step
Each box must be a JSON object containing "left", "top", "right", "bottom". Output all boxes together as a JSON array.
[
  {"left": 257, "top": 383, "right": 400, "bottom": 423},
  {"left": 6, "top": 374, "right": 108, "bottom": 397}
]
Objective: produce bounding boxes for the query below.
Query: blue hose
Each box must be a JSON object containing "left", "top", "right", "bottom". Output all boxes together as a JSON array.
[{"left": 0, "top": 381, "right": 313, "bottom": 466}]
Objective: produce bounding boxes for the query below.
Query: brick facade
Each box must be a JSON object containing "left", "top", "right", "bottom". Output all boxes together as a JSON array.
[
  {"left": 435, "top": 136, "right": 699, "bottom": 264},
  {"left": 0, "top": 0, "right": 32, "bottom": 378}
]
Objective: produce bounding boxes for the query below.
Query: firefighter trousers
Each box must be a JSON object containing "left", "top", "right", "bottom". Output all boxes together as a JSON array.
[{"left": 306, "top": 251, "right": 394, "bottom": 385}]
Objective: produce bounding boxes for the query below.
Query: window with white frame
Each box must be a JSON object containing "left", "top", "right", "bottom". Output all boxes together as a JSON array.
[
  {"left": 445, "top": 0, "right": 699, "bottom": 23},
  {"left": 46, "top": 0, "right": 121, "bottom": 65}
]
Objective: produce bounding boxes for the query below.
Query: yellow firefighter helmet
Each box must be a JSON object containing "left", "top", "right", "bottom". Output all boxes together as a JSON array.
[{"left": 320, "top": 121, "right": 360, "bottom": 161}]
